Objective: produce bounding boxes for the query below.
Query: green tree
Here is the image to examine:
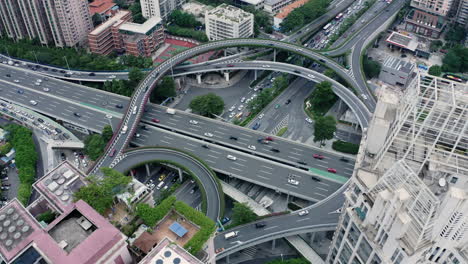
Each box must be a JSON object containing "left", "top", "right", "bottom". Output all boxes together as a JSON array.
[
  {"left": 74, "top": 168, "right": 132, "bottom": 214},
  {"left": 363, "top": 55, "right": 381, "bottom": 79},
  {"left": 37, "top": 210, "right": 57, "bottom": 224},
  {"left": 128, "top": 67, "right": 145, "bottom": 87},
  {"left": 189, "top": 93, "right": 225, "bottom": 117},
  {"left": 428, "top": 65, "right": 442, "bottom": 76},
  {"left": 152, "top": 76, "right": 176, "bottom": 102},
  {"left": 248, "top": 88, "right": 273, "bottom": 112},
  {"left": 324, "top": 69, "right": 337, "bottom": 78},
  {"left": 0, "top": 142, "right": 12, "bottom": 155},
  {"left": 102, "top": 125, "right": 113, "bottom": 142},
  {"left": 430, "top": 40, "right": 443, "bottom": 52},
  {"left": 442, "top": 46, "right": 468, "bottom": 73},
  {"left": 169, "top": 10, "right": 201, "bottom": 28},
  {"left": 92, "top": 13, "right": 103, "bottom": 27},
  {"left": 314, "top": 116, "right": 336, "bottom": 143},
  {"left": 272, "top": 75, "right": 288, "bottom": 91},
  {"left": 310, "top": 81, "right": 337, "bottom": 115},
  {"left": 232, "top": 202, "right": 257, "bottom": 226},
  {"left": 83, "top": 134, "right": 106, "bottom": 161},
  {"left": 445, "top": 25, "right": 467, "bottom": 43},
  {"left": 280, "top": 11, "right": 304, "bottom": 32}
]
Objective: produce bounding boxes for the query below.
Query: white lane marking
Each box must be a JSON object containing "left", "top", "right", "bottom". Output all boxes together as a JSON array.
[
  {"left": 257, "top": 175, "right": 270, "bottom": 180},
  {"left": 317, "top": 187, "right": 328, "bottom": 192},
  {"left": 259, "top": 170, "right": 272, "bottom": 175},
  {"left": 230, "top": 167, "right": 243, "bottom": 172},
  {"left": 183, "top": 147, "right": 194, "bottom": 151},
  {"left": 186, "top": 142, "right": 196, "bottom": 147},
  {"left": 314, "top": 192, "right": 327, "bottom": 198},
  {"left": 289, "top": 152, "right": 302, "bottom": 156},
  {"left": 207, "top": 154, "right": 218, "bottom": 159},
  {"left": 206, "top": 160, "right": 216, "bottom": 163},
  {"left": 296, "top": 217, "right": 310, "bottom": 222},
  {"left": 160, "top": 140, "right": 171, "bottom": 144},
  {"left": 318, "top": 181, "right": 330, "bottom": 187},
  {"left": 261, "top": 165, "right": 274, "bottom": 170},
  {"left": 292, "top": 148, "right": 304, "bottom": 151},
  {"left": 210, "top": 150, "right": 221, "bottom": 155},
  {"left": 264, "top": 225, "right": 278, "bottom": 231}
]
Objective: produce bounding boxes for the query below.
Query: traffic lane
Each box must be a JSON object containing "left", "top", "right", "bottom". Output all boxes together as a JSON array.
[
  {"left": 213, "top": 192, "right": 342, "bottom": 250},
  {"left": 174, "top": 181, "right": 203, "bottom": 209},
  {"left": 132, "top": 126, "right": 345, "bottom": 201},
  {"left": 112, "top": 148, "right": 221, "bottom": 220}
]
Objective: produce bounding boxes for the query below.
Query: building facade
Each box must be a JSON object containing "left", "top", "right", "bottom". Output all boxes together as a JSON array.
[
  {"left": 205, "top": 4, "right": 254, "bottom": 41},
  {"left": 410, "top": 0, "right": 454, "bottom": 16},
  {"left": 88, "top": 10, "right": 132, "bottom": 55},
  {"left": 378, "top": 56, "right": 415, "bottom": 88},
  {"left": 263, "top": 0, "right": 295, "bottom": 14},
  {"left": 326, "top": 74, "right": 468, "bottom": 264},
  {"left": 0, "top": 0, "right": 93, "bottom": 47},
  {"left": 455, "top": 0, "right": 468, "bottom": 27},
  {"left": 141, "top": 0, "right": 186, "bottom": 20},
  {"left": 405, "top": 0, "right": 455, "bottom": 38}
]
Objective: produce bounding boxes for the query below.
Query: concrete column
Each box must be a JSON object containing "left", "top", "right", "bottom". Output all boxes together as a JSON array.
[
  {"left": 130, "top": 170, "right": 135, "bottom": 177},
  {"left": 286, "top": 192, "right": 290, "bottom": 203},
  {"left": 224, "top": 72, "right": 230, "bottom": 82},
  {"left": 273, "top": 49, "right": 276, "bottom": 62},
  {"left": 145, "top": 164, "right": 151, "bottom": 177},
  {"left": 196, "top": 74, "right": 202, "bottom": 84},
  {"left": 177, "top": 168, "right": 183, "bottom": 182},
  {"left": 254, "top": 70, "right": 257, "bottom": 80},
  {"left": 271, "top": 239, "right": 276, "bottom": 250},
  {"left": 224, "top": 49, "right": 227, "bottom": 57},
  {"left": 309, "top": 232, "right": 316, "bottom": 246},
  {"left": 226, "top": 254, "right": 230, "bottom": 264}
]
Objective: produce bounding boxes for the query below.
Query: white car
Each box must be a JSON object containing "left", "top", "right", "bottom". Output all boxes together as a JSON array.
[
  {"left": 361, "top": 94, "right": 368, "bottom": 100},
  {"left": 108, "top": 75, "right": 116, "bottom": 78},
  {"left": 204, "top": 132, "right": 213, "bottom": 137},
  {"left": 227, "top": 155, "right": 237, "bottom": 161},
  {"left": 298, "top": 210, "right": 309, "bottom": 216},
  {"left": 43, "top": 87, "right": 50, "bottom": 92},
  {"left": 35, "top": 82, "right": 41, "bottom": 86},
  {"left": 29, "top": 100, "right": 37, "bottom": 106},
  {"left": 258, "top": 113, "right": 265, "bottom": 119},
  {"left": 262, "top": 65, "right": 271, "bottom": 68},
  {"left": 13, "top": 80, "right": 19, "bottom": 83},
  {"left": 37, "top": 79, "right": 42, "bottom": 83},
  {"left": 106, "top": 114, "right": 112, "bottom": 119},
  {"left": 229, "top": 106, "right": 236, "bottom": 112},
  {"left": 296, "top": 48, "right": 303, "bottom": 52},
  {"left": 189, "top": 120, "right": 199, "bottom": 125},
  {"left": 307, "top": 74, "right": 315, "bottom": 79},
  {"left": 135, "top": 133, "right": 141, "bottom": 138},
  {"left": 247, "top": 145, "right": 256, "bottom": 150},
  {"left": 237, "top": 105, "right": 244, "bottom": 111},
  {"left": 305, "top": 118, "right": 313, "bottom": 124},
  {"left": 253, "top": 87, "right": 259, "bottom": 91},
  {"left": 240, "top": 97, "right": 246, "bottom": 103},
  {"left": 229, "top": 112, "right": 235, "bottom": 118},
  {"left": 288, "top": 178, "right": 299, "bottom": 185}
]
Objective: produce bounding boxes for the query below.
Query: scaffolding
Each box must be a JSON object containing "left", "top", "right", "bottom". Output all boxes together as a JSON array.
[{"left": 373, "top": 73, "right": 468, "bottom": 176}]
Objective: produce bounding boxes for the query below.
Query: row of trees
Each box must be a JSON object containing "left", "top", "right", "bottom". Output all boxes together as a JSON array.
[
  {"left": 280, "top": 0, "right": 331, "bottom": 32},
  {"left": 363, "top": 55, "right": 382, "bottom": 79},
  {"left": 166, "top": 26, "right": 209, "bottom": 42},
  {"left": 167, "top": 10, "right": 208, "bottom": 42},
  {"left": 4, "top": 124, "right": 38, "bottom": 205},
  {"left": 441, "top": 45, "right": 468, "bottom": 73},
  {"left": 83, "top": 125, "right": 113, "bottom": 161}
]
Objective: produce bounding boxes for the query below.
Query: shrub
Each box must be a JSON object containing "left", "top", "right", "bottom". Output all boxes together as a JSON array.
[
  {"left": 136, "top": 196, "right": 177, "bottom": 227},
  {"left": 332, "top": 140, "right": 359, "bottom": 154}
]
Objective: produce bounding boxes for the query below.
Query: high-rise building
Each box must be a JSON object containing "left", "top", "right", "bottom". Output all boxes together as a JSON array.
[
  {"left": 0, "top": 0, "right": 93, "bottom": 47},
  {"left": 326, "top": 74, "right": 468, "bottom": 264},
  {"left": 405, "top": 0, "right": 455, "bottom": 37},
  {"left": 455, "top": 0, "right": 468, "bottom": 27},
  {"left": 411, "top": 0, "right": 454, "bottom": 16},
  {"left": 205, "top": 4, "right": 254, "bottom": 41},
  {"left": 140, "top": 0, "right": 186, "bottom": 20}
]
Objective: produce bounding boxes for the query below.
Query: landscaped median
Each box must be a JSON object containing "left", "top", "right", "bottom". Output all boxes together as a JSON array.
[{"left": 332, "top": 140, "right": 359, "bottom": 154}]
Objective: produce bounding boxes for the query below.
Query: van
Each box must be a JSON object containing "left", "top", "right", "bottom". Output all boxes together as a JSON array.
[
  {"left": 224, "top": 231, "right": 239, "bottom": 239},
  {"left": 156, "top": 181, "right": 165, "bottom": 190},
  {"left": 121, "top": 125, "right": 128, "bottom": 134},
  {"left": 132, "top": 106, "right": 137, "bottom": 114}
]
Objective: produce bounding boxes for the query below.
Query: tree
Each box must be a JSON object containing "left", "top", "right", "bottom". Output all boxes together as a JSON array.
[
  {"left": 445, "top": 25, "right": 467, "bottom": 43},
  {"left": 92, "top": 13, "right": 103, "bottom": 27},
  {"left": 152, "top": 76, "right": 176, "bottom": 102},
  {"left": 428, "top": 65, "right": 442, "bottom": 76},
  {"left": 169, "top": 10, "right": 201, "bottom": 28},
  {"left": 37, "top": 210, "right": 57, "bottom": 224},
  {"left": 442, "top": 46, "right": 468, "bottom": 73},
  {"left": 314, "top": 116, "right": 336, "bottom": 143},
  {"left": 0, "top": 142, "right": 12, "bottom": 156},
  {"left": 189, "top": 93, "right": 225, "bottom": 117},
  {"left": 272, "top": 75, "right": 288, "bottom": 91},
  {"left": 248, "top": 88, "right": 274, "bottom": 112},
  {"left": 232, "top": 202, "right": 257, "bottom": 226},
  {"left": 324, "top": 69, "right": 337, "bottom": 79},
  {"left": 102, "top": 125, "right": 113, "bottom": 142},
  {"left": 310, "top": 81, "right": 337, "bottom": 114},
  {"left": 83, "top": 134, "right": 106, "bottom": 161},
  {"left": 74, "top": 168, "right": 132, "bottom": 214},
  {"left": 280, "top": 11, "right": 304, "bottom": 32},
  {"left": 128, "top": 67, "right": 145, "bottom": 87},
  {"left": 430, "top": 40, "right": 443, "bottom": 52},
  {"left": 363, "top": 55, "right": 381, "bottom": 79}
]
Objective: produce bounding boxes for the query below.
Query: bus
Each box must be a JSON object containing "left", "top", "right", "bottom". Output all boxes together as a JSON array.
[
  {"left": 444, "top": 74, "right": 464, "bottom": 83},
  {"left": 323, "top": 23, "right": 332, "bottom": 31},
  {"left": 335, "top": 13, "right": 344, "bottom": 20}
]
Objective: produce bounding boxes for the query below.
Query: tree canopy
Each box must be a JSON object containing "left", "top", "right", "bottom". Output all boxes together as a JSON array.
[
  {"left": 248, "top": 88, "right": 274, "bottom": 112},
  {"left": 189, "top": 93, "right": 225, "bottom": 117},
  {"left": 152, "top": 76, "right": 177, "bottom": 102},
  {"left": 314, "top": 116, "right": 337, "bottom": 143},
  {"left": 232, "top": 202, "right": 257, "bottom": 226},
  {"left": 102, "top": 125, "right": 113, "bottom": 142},
  {"left": 363, "top": 55, "right": 382, "bottom": 79},
  {"left": 84, "top": 134, "right": 106, "bottom": 161},
  {"left": 309, "top": 81, "right": 337, "bottom": 115},
  {"left": 442, "top": 46, "right": 468, "bottom": 73},
  {"left": 169, "top": 10, "right": 202, "bottom": 28},
  {"left": 280, "top": 0, "right": 331, "bottom": 32},
  {"left": 428, "top": 65, "right": 442, "bottom": 76}
]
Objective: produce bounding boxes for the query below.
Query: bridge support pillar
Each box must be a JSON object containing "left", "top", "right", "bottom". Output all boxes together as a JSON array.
[
  {"left": 271, "top": 239, "right": 276, "bottom": 250},
  {"left": 254, "top": 70, "right": 257, "bottom": 80},
  {"left": 224, "top": 72, "right": 230, "bottom": 82},
  {"left": 177, "top": 167, "right": 183, "bottom": 182},
  {"left": 196, "top": 74, "right": 202, "bottom": 84},
  {"left": 145, "top": 164, "right": 151, "bottom": 177},
  {"left": 226, "top": 254, "right": 230, "bottom": 263},
  {"left": 273, "top": 49, "right": 276, "bottom": 62},
  {"left": 309, "top": 232, "right": 316, "bottom": 246}
]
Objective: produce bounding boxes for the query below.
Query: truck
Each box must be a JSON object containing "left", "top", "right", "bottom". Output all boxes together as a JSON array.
[
  {"left": 166, "top": 108, "right": 176, "bottom": 115},
  {"left": 224, "top": 231, "right": 239, "bottom": 239}
]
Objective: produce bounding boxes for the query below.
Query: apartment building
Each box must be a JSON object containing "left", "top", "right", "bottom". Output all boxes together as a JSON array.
[
  {"left": 411, "top": 0, "right": 454, "bottom": 16},
  {"left": 0, "top": 0, "right": 93, "bottom": 47},
  {"left": 88, "top": 10, "right": 132, "bottom": 55},
  {"left": 264, "top": 0, "right": 296, "bottom": 14},
  {"left": 326, "top": 74, "right": 468, "bottom": 264},
  {"left": 404, "top": 0, "right": 456, "bottom": 37},
  {"left": 454, "top": 0, "right": 468, "bottom": 27},
  {"left": 205, "top": 4, "right": 254, "bottom": 41},
  {"left": 141, "top": 0, "right": 186, "bottom": 20}
]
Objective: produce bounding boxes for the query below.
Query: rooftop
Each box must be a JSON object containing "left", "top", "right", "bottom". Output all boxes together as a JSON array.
[
  {"left": 89, "top": 10, "right": 131, "bottom": 36},
  {"left": 33, "top": 161, "right": 87, "bottom": 212},
  {"left": 206, "top": 4, "right": 253, "bottom": 23},
  {"left": 264, "top": 0, "right": 282, "bottom": 5},
  {"left": 382, "top": 56, "right": 415, "bottom": 74},
  {"left": 89, "top": 0, "right": 116, "bottom": 15},
  {"left": 275, "top": 0, "right": 309, "bottom": 19},
  {"left": 239, "top": 0, "right": 264, "bottom": 5},
  {"left": 139, "top": 237, "right": 203, "bottom": 264},
  {"left": 119, "top": 16, "right": 163, "bottom": 35},
  {"left": 386, "top": 31, "right": 418, "bottom": 51}
]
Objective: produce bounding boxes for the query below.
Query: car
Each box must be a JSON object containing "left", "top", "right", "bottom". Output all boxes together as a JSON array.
[
  {"left": 189, "top": 120, "right": 198, "bottom": 125},
  {"left": 202, "top": 144, "right": 209, "bottom": 149},
  {"left": 297, "top": 161, "right": 307, "bottom": 165},
  {"left": 265, "top": 136, "right": 274, "bottom": 141},
  {"left": 295, "top": 48, "right": 303, "bottom": 52},
  {"left": 204, "top": 132, "right": 213, "bottom": 137},
  {"left": 258, "top": 113, "right": 264, "bottom": 119},
  {"left": 312, "top": 176, "right": 321, "bottom": 182},
  {"left": 1, "top": 183, "right": 11, "bottom": 187},
  {"left": 141, "top": 125, "right": 148, "bottom": 130},
  {"left": 271, "top": 148, "right": 280, "bottom": 153},
  {"left": 226, "top": 64, "right": 235, "bottom": 67},
  {"left": 252, "top": 122, "right": 261, "bottom": 130},
  {"left": 59, "top": 70, "right": 66, "bottom": 73},
  {"left": 298, "top": 210, "right": 309, "bottom": 216},
  {"left": 307, "top": 74, "right": 315, "bottom": 78},
  {"left": 240, "top": 97, "right": 246, "bottom": 103},
  {"left": 37, "top": 118, "right": 44, "bottom": 123},
  {"left": 63, "top": 133, "right": 70, "bottom": 139},
  {"left": 29, "top": 100, "right": 38, "bottom": 106},
  {"left": 55, "top": 128, "right": 62, "bottom": 134},
  {"left": 340, "top": 157, "right": 349, "bottom": 162},
  {"left": 88, "top": 72, "right": 96, "bottom": 76},
  {"left": 361, "top": 94, "right": 368, "bottom": 100},
  {"left": 262, "top": 65, "right": 270, "bottom": 68},
  {"left": 247, "top": 145, "right": 256, "bottom": 150},
  {"left": 237, "top": 105, "right": 244, "bottom": 111},
  {"left": 229, "top": 106, "right": 236, "bottom": 112},
  {"left": 190, "top": 186, "right": 199, "bottom": 194},
  {"left": 229, "top": 136, "right": 238, "bottom": 140},
  {"left": 288, "top": 178, "right": 299, "bottom": 185},
  {"left": 255, "top": 222, "right": 267, "bottom": 228},
  {"left": 135, "top": 133, "right": 141, "bottom": 138},
  {"left": 229, "top": 112, "right": 235, "bottom": 118},
  {"left": 115, "top": 104, "right": 123, "bottom": 108},
  {"left": 227, "top": 155, "right": 237, "bottom": 161},
  {"left": 1, "top": 186, "right": 9, "bottom": 190},
  {"left": 64, "top": 74, "right": 71, "bottom": 77},
  {"left": 5, "top": 74, "right": 10, "bottom": 77},
  {"left": 13, "top": 79, "right": 19, "bottom": 83},
  {"left": 305, "top": 118, "right": 314, "bottom": 124},
  {"left": 151, "top": 118, "right": 160, "bottom": 123},
  {"left": 327, "top": 168, "right": 337, "bottom": 173},
  {"left": 313, "top": 154, "right": 324, "bottom": 159},
  {"left": 108, "top": 75, "right": 116, "bottom": 78},
  {"left": 73, "top": 112, "right": 81, "bottom": 117},
  {"left": 43, "top": 87, "right": 50, "bottom": 92},
  {"left": 293, "top": 70, "right": 301, "bottom": 74},
  {"left": 285, "top": 99, "right": 291, "bottom": 105},
  {"left": 221, "top": 217, "right": 231, "bottom": 224}
]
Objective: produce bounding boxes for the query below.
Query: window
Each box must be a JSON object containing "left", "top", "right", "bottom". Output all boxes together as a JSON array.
[
  {"left": 371, "top": 254, "right": 382, "bottom": 264},
  {"left": 348, "top": 224, "right": 360, "bottom": 246},
  {"left": 339, "top": 242, "right": 352, "bottom": 263},
  {"left": 357, "top": 238, "right": 372, "bottom": 262}
]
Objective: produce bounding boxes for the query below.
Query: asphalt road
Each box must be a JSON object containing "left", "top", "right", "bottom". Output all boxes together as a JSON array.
[{"left": 111, "top": 148, "right": 222, "bottom": 221}]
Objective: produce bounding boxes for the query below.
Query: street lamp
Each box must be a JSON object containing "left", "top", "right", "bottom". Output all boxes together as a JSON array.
[
  {"left": 106, "top": 114, "right": 114, "bottom": 131},
  {"left": 63, "top": 56, "right": 71, "bottom": 72}
]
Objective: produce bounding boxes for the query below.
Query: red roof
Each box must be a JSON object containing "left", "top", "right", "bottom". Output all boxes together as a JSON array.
[{"left": 89, "top": 0, "right": 116, "bottom": 15}]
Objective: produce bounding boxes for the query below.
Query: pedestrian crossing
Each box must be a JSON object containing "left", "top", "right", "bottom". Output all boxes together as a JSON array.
[{"left": 270, "top": 115, "right": 289, "bottom": 135}]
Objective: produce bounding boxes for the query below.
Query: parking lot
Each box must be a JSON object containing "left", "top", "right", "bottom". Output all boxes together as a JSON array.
[{"left": 0, "top": 166, "right": 19, "bottom": 207}]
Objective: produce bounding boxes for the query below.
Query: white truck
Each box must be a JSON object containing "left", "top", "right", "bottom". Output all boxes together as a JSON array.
[
  {"left": 166, "top": 108, "right": 176, "bottom": 115},
  {"left": 224, "top": 231, "right": 239, "bottom": 239}
]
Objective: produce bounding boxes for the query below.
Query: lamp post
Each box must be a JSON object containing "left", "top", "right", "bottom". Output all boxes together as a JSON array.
[{"left": 63, "top": 56, "right": 71, "bottom": 72}]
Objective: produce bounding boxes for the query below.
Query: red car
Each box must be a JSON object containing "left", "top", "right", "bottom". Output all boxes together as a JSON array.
[
  {"left": 110, "top": 149, "right": 116, "bottom": 157},
  {"left": 265, "top": 136, "right": 274, "bottom": 141},
  {"left": 327, "top": 168, "right": 337, "bottom": 173},
  {"left": 227, "top": 64, "right": 235, "bottom": 67},
  {"left": 152, "top": 118, "right": 160, "bottom": 123},
  {"left": 313, "top": 154, "right": 324, "bottom": 159}
]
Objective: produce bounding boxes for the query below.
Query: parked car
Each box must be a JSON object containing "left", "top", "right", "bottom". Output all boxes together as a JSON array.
[
  {"left": 298, "top": 210, "right": 309, "bottom": 216},
  {"left": 255, "top": 222, "right": 266, "bottom": 228},
  {"left": 327, "top": 168, "right": 337, "bottom": 173},
  {"left": 152, "top": 118, "right": 160, "bottom": 123},
  {"left": 204, "top": 132, "right": 213, "bottom": 137}
]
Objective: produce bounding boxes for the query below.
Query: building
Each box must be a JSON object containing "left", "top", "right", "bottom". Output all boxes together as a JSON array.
[
  {"left": 273, "top": 0, "right": 308, "bottom": 29},
  {"left": 232, "top": 0, "right": 265, "bottom": 9},
  {"left": 264, "top": 0, "right": 296, "bottom": 14},
  {"left": 379, "top": 56, "right": 415, "bottom": 87},
  {"left": 386, "top": 31, "right": 431, "bottom": 59},
  {"left": 141, "top": 0, "right": 186, "bottom": 20},
  {"left": 88, "top": 11, "right": 165, "bottom": 57},
  {"left": 205, "top": 4, "right": 254, "bottom": 41},
  {"left": 411, "top": 0, "right": 454, "bottom": 17},
  {"left": 455, "top": 0, "right": 468, "bottom": 27},
  {"left": 181, "top": 2, "right": 213, "bottom": 23},
  {"left": 404, "top": 0, "right": 455, "bottom": 38},
  {"left": 0, "top": 0, "right": 93, "bottom": 47},
  {"left": 326, "top": 74, "right": 468, "bottom": 264},
  {"left": 139, "top": 237, "right": 203, "bottom": 264},
  {"left": 89, "top": 0, "right": 117, "bottom": 17}
]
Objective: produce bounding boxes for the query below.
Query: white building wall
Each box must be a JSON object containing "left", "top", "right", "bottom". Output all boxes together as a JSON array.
[{"left": 141, "top": 0, "right": 162, "bottom": 19}]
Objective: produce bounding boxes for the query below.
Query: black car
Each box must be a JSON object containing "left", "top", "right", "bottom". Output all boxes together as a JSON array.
[
  {"left": 55, "top": 128, "right": 62, "bottom": 134},
  {"left": 312, "top": 176, "right": 321, "bottom": 182},
  {"left": 340, "top": 157, "right": 349, "bottom": 162},
  {"left": 293, "top": 70, "right": 300, "bottom": 74},
  {"left": 271, "top": 148, "right": 280, "bottom": 153},
  {"left": 73, "top": 112, "right": 81, "bottom": 117},
  {"left": 297, "top": 161, "right": 307, "bottom": 165},
  {"left": 255, "top": 222, "right": 267, "bottom": 228},
  {"left": 38, "top": 118, "right": 44, "bottom": 124},
  {"left": 2, "top": 183, "right": 11, "bottom": 187},
  {"left": 43, "top": 67, "right": 48, "bottom": 71},
  {"left": 63, "top": 133, "right": 70, "bottom": 139},
  {"left": 319, "top": 59, "right": 326, "bottom": 63},
  {"left": 229, "top": 136, "right": 238, "bottom": 140},
  {"left": 60, "top": 70, "right": 66, "bottom": 73},
  {"left": 0, "top": 103, "right": 6, "bottom": 107},
  {"left": 285, "top": 99, "right": 291, "bottom": 105},
  {"left": 141, "top": 125, "right": 148, "bottom": 130},
  {"left": 116, "top": 104, "right": 123, "bottom": 109},
  {"left": 6, "top": 74, "right": 10, "bottom": 77},
  {"left": 202, "top": 144, "right": 210, "bottom": 149},
  {"left": 17, "top": 89, "right": 24, "bottom": 94},
  {"left": 64, "top": 74, "right": 71, "bottom": 77},
  {"left": 51, "top": 69, "right": 57, "bottom": 72},
  {"left": 89, "top": 72, "right": 96, "bottom": 76}
]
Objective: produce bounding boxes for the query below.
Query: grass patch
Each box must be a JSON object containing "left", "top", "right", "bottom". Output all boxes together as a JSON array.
[
  {"left": 332, "top": 140, "right": 359, "bottom": 154},
  {"left": 276, "top": 127, "right": 288, "bottom": 136}
]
